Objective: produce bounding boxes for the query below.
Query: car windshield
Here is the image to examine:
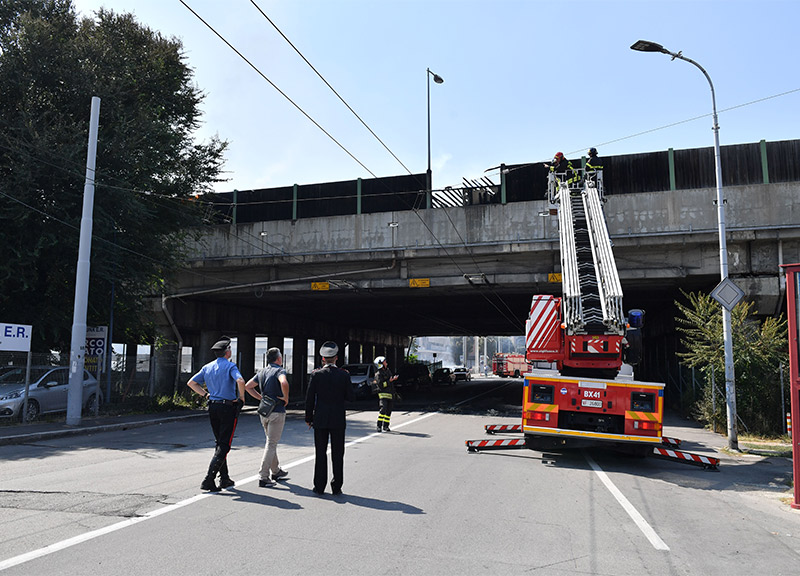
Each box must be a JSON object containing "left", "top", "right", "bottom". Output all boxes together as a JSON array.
[
  {"left": 343, "top": 365, "right": 369, "bottom": 376},
  {"left": 0, "top": 367, "right": 52, "bottom": 384}
]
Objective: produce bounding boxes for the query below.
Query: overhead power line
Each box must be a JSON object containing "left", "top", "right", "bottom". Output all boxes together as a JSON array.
[
  {"left": 248, "top": 0, "right": 416, "bottom": 178},
  {"left": 178, "top": 0, "right": 378, "bottom": 179}
]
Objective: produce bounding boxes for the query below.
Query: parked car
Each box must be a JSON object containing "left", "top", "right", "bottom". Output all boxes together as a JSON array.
[
  {"left": 395, "top": 363, "right": 432, "bottom": 390},
  {"left": 0, "top": 366, "right": 100, "bottom": 421},
  {"left": 432, "top": 367, "right": 456, "bottom": 386},
  {"left": 341, "top": 363, "right": 378, "bottom": 399},
  {"left": 453, "top": 367, "right": 471, "bottom": 382}
]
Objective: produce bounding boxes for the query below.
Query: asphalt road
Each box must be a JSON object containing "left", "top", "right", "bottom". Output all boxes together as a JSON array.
[{"left": 1, "top": 378, "right": 798, "bottom": 575}]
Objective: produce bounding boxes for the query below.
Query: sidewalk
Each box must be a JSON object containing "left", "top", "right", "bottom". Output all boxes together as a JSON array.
[
  {"left": 0, "top": 410, "right": 208, "bottom": 446},
  {"left": 661, "top": 411, "right": 730, "bottom": 454}
]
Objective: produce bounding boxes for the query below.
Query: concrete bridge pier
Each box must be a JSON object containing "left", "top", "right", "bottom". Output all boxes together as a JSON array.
[{"left": 237, "top": 332, "right": 256, "bottom": 384}]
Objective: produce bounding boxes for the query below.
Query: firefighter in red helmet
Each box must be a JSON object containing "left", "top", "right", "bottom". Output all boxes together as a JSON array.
[{"left": 545, "top": 151, "right": 577, "bottom": 188}]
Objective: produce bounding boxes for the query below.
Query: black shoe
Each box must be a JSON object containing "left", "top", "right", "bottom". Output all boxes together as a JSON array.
[
  {"left": 383, "top": 427, "right": 391, "bottom": 432},
  {"left": 377, "top": 425, "right": 382, "bottom": 432},
  {"left": 258, "top": 478, "right": 275, "bottom": 488},
  {"left": 312, "top": 487, "right": 324, "bottom": 495},
  {"left": 271, "top": 469, "right": 289, "bottom": 481},
  {"left": 332, "top": 488, "right": 343, "bottom": 496},
  {"left": 201, "top": 478, "right": 221, "bottom": 492},
  {"left": 219, "top": 477, "right": 235, "bottom": 489}
]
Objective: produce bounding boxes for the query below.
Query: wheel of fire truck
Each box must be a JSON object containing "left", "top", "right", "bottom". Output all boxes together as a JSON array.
[
  {"left": 524, "top": 434, "right": 567, "bottom": 451},
  {"left": 619, "top": 444, "right": 652, "bottom": 458},
  {"left": 513, "top": 370, "right": 521, "bottom": 378}
]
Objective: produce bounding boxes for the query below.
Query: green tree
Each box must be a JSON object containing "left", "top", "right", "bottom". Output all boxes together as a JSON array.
[
  {"left": 675, "top": 290, "right": 788, "bottom": 436},
  {"left": 0, "top": 0, "right": 226, "bottom": 351}
]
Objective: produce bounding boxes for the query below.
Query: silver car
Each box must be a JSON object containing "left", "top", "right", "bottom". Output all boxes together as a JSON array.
[
  {"left": 0, "top": 366, "right": 100, "bottom": 421},
  {"left": 341, "top": 363, "right": 378, "bottom": 399}
]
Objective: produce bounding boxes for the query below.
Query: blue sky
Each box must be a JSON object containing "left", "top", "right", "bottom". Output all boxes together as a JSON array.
[{"left": 71, "top": 0, "right": 799, "bottom": 193}]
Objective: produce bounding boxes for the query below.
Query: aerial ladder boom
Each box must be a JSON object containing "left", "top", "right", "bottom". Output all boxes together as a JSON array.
[{"left": 553, "top": 173, "right": 624, "bottom": 337}]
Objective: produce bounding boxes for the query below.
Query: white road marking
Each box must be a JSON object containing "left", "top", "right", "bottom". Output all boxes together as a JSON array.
[
  {"left": 0, "top": 411, "right": 440, "bottom": 571},
  {"left": 0, "top": 494, "right": 208, "bottom": 571},
  {"left": 584, "top": 452, "right": 670, "bottom": 551},
  {"left": 0, "top": 390, "right": 508, "bottom": 570}
]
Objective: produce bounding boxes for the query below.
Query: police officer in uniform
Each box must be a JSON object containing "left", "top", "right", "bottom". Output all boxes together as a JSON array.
[
  {"left": 187, "top": 336, "right": 246, "bottom": 492},
  {"left": 304, "top": 341, "right": 354, "bottom": 495},
  {"left": 373, "top": 356, "right": 398, "bottom": 432}
]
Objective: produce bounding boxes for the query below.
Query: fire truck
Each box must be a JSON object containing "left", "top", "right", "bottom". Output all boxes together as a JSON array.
[
  {"left": 467, "top": 167, "right": 718, "bottom": 468},
  {"left": 492, "top": 353, "right": 529, "bottom": 378}
]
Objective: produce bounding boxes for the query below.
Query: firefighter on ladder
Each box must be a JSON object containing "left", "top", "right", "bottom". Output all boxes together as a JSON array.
[
  {"left": 544, "top": 151, "right": 579, "bottom": 196},
  {"left": 373, "top": 356, "right": 398, "bottom": 432}
]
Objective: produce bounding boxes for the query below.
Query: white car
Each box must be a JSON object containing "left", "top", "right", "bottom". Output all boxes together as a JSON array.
[
  {"left": 453, "top": 367, "right": 471, "bottom": 382},
  {"left": 0, "top": 366, "right": 101, "bottom": 421}
]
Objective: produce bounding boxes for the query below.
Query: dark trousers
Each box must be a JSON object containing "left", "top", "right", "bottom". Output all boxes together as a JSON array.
[
  {"left": 313, "top": 427, "right": 345, "bottom": 492},
  {"left": 378, "top": 398, "right": 393, "bottom": 429},
  {"left": 208, "top": 402, "right": 238, "bottom": 479}
]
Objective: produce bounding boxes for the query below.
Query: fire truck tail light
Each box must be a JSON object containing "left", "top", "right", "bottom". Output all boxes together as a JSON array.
[
  {"left": 526, "top": 411, "right": 550, "bottom": 422},
  {"left": 633, "top": 419, "right": 660, "bottom": 431}
]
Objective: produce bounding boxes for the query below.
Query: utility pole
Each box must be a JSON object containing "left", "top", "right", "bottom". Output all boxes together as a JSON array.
[{"left": 66, "top": 97, "right": 100, "bottom": 426}]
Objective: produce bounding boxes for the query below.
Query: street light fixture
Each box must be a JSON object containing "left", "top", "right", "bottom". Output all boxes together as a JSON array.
[
  {"left": 427, "top": 67, "right": 444, "bottom": 207},
  {"left": 631, "top": 40, "right": 739, "bottom": 450}
]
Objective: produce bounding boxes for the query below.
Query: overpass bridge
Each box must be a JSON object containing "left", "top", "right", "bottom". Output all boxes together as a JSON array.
[
  {"left": 160, "top": 183, "right": 799, "bottom": 386},
  {"left": 154, "top": 140, "right": 800, "bottom": 393}
]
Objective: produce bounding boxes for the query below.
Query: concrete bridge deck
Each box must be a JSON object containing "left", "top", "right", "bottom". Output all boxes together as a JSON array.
[{"left": 168, "top": 181, "right": 799, "bottom": 338}]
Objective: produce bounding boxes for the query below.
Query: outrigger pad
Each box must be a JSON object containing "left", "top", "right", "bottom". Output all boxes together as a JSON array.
[
  {"left": 466, "top": 438, "right": 527, "bottom": 452},
  {"left": 652, "top": 446, "right": 720, "bottom": 469}
]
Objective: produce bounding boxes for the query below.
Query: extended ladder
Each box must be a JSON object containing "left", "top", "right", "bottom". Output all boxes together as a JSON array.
[{"left": 553, "top": 174, "right": 624, "bottom": 336}]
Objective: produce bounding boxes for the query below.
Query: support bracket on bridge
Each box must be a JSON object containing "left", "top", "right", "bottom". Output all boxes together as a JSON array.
[{"left": 464, "top": 273, "right": 489, "bottom": 285}]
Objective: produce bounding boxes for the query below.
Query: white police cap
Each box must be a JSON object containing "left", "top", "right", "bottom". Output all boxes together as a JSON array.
[{"left": 319, "top": 341, "right": 339, "bottom": 357}]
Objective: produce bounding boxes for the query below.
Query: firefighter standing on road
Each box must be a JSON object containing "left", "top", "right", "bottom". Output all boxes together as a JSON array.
[{"left": 374, "top": 356, "right": 398, "bottom": 432}]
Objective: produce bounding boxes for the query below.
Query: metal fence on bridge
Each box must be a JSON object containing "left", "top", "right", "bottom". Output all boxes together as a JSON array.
[{"left": 205, "top": 139, "right": 800, "bottom": 223}]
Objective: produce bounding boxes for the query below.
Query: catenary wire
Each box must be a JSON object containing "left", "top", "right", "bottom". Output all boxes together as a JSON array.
[
  {"left": 181, "top": 2, "right": 520, "bottom": 330},
  {"left": 247, "top": 0, "right": 416, "bottom": 179}
]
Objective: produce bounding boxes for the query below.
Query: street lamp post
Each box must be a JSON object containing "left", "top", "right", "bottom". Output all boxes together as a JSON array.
[
  {"left": 631, "top": 40, "right": 738, "bottom": 450},
  {"left": 426, "top": 67, "right": 444, "bottom": 207}
]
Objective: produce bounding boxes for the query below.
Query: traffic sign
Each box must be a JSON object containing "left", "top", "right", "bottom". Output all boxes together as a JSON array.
[{"left": 711, "top": 277, "right": 745, "bottom": 311}]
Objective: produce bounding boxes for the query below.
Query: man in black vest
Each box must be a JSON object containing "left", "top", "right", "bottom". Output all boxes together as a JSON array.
[{"left": 305, "top": 341, "right": 354, "bottom": 495}]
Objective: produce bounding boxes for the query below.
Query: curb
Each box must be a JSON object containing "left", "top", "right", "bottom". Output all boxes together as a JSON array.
[{"left": 0, "top": 412, "right": 207, "bottom": 446}]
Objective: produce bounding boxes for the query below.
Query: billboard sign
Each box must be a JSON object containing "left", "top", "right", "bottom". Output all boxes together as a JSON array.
[
  {"left": 0, "top": 323, "right": 33, "bottom": 352},
  {"left": 85, "top": 326, "right": 108, "bottom": 377}
]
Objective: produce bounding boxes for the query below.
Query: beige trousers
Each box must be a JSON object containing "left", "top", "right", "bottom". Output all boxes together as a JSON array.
[{"left": 258, "top": 411, "right": 286, "bottom": 480}]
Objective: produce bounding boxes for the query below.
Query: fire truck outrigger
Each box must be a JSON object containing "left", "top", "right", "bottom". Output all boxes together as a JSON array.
[{"left": 466, "top": 163, "right": 719, "bottom": 469}]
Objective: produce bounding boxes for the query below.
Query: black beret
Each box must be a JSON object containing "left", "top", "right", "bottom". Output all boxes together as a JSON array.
[{"left": 211, "top": 337, "right": 231, "bottom": 351}]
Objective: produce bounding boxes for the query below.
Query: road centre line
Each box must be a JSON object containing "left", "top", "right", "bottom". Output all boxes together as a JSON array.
[
  {"left": 0, "top": 410, "right": 441, "bottom": 571},
  {"left": 584, "top": 452, "right": 670, "bottom": 551}
]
